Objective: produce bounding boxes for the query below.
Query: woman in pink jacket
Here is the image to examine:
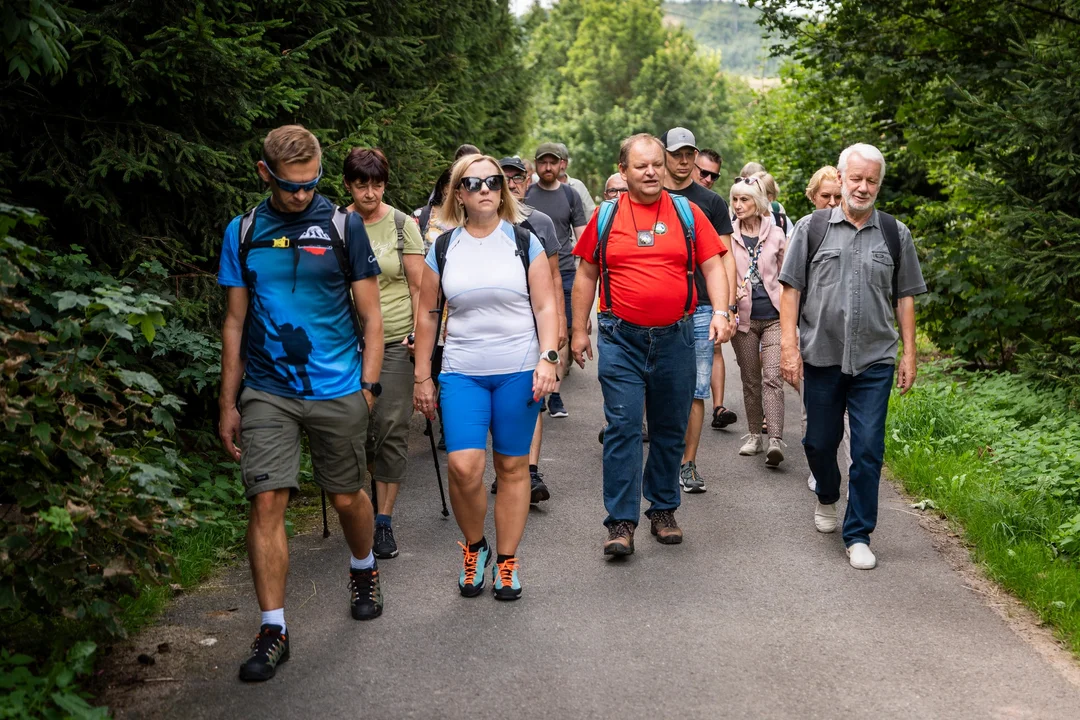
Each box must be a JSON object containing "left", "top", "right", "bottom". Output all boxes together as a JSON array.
[{"left": 728, "top": 176, "right": 788, "bottom": 467}]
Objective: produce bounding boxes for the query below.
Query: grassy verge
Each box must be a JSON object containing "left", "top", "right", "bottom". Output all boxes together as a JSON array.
[{"left": 885, "top": 361, "right": 1080, "bottom": 655}]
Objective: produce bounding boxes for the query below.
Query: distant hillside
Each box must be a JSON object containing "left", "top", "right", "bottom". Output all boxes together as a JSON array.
[{"left": 663, "top": 0, "right": 783, "bottom": 77}]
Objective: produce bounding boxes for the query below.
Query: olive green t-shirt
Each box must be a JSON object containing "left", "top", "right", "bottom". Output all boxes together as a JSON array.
[{"left": 364, "top": 208, "right": 425, "bottom": 343}]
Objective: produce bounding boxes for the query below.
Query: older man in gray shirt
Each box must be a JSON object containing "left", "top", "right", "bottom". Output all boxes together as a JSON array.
[{"left": 778, "top": 143, "right": 926, "bottom": 571}]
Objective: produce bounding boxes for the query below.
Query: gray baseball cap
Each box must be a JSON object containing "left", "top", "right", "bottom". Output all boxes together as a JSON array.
[{"left": 661, "top": 127, "right": 697, "bottom": 152}]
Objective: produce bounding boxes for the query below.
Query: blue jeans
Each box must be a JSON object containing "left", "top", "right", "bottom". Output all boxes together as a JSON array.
[
  {"left": 596, "top": 312, "right": 695, "bottom": 526},
  {"left": 692, "top": 305, "right": 714, "bottom": 400},
  {"left": 803, "top": 362, "right": 895, "bottom": 546}
]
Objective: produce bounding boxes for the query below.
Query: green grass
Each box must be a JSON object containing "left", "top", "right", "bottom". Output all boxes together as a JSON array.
[{"left": 886, "top": 363, "right": 1080, "bottom": 655}]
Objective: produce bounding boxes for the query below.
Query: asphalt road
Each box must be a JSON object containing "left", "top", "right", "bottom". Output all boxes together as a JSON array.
[{"left": 109, "top": 344, "right": 1080, "bottom": 719}]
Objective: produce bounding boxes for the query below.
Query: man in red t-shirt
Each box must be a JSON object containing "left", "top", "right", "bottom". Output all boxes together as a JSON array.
[{"left": 570, "top": 133, "right": 734, "bottom": 556}]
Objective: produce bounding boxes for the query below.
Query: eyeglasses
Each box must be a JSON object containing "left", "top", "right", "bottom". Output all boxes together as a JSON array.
[
  {"left": 263, "top": 160, "right": 323, "bottom": 193},
  {"left": 733, "top": 176, "right": 760, "bottom": 186},
  {"left": 505, "top": 174, "right": 528, "bottom": 186},
  {"left": 605, "top": 187, "right": 628, "bottom": 196},
  {"left": 458, "top": 175, "right": 504, "bottom": 193},
  {"left": 695, "top": 165, "right": 720, "bottom": 182}
]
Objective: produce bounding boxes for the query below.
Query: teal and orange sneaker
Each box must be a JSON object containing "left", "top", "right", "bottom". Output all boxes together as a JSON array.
[
  {"left": 458, "top": 540, "right": 491, "bottom": 598},
  {"left": 492, "top": 557, "right": 522, "bottom": 601},
  {"left": 238, "top": 624, "right": 290, "bottom": 682}
]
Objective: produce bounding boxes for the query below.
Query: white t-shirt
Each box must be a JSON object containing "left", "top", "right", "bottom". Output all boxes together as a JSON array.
[{"left": 425, "top": 221, "right": 545, "bottom": 376}]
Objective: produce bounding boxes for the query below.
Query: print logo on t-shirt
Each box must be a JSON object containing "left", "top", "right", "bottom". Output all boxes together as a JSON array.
[
  {"left": 654, "top": 221, "right": 668, "bottom": 235},
  {"left": 299, "top": 225, "right": 331, "bottom": 242}
]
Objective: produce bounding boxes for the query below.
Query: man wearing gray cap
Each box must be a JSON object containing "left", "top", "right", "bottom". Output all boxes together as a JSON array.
[
  {"left": 555, "top": 142, "right": 597, "bottom": 218},
  {"left": 527, "top": 141, "right": 588, "bottom": 419},
  {"left": 661, "top": 127, "right": 738, "bottom": 495}
]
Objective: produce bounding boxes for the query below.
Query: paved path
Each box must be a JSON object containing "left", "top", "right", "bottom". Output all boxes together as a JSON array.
[{"left": 111, "top": 346, "right": 1080, "bottom": 719}]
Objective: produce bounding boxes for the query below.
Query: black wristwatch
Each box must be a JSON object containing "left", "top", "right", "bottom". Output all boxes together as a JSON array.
[
  {"left": 361, "top": 381, "right": 382, "bottom": 397},
  {"left": 728, "top": 304, "right": 738, "bottom": 313}
]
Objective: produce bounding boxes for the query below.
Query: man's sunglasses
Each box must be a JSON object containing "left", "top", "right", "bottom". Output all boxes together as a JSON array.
[
  {"left": 263, "top": 160, "right": 323, "bottom": 193},
  {"left": 459, "top": 175, "right": 504, "bottom": 193},
  {"left": 696, "top": 165, "right": 720, "bottom": 182},
  {"left": 733, "top": 176, "right": 761, "bottom": 186}
]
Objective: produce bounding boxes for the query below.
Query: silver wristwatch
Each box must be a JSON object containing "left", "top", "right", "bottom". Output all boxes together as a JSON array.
[
  {"left": 540, "top": 349, "right": 559, "bottom": 364},
  {"left": 713, "top": 310, "right": 731, "bottom": 320}
]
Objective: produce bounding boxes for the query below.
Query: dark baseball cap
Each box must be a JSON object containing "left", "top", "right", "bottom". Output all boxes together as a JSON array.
[
  {"left": 535, "top": 142, "right": 567, "bottom": 161},
  {"left": 661, "top": 127, "right": 697, "bottom": 152},
  {"left": 498, "top": 156, "right": 528, "bottom": 173}
]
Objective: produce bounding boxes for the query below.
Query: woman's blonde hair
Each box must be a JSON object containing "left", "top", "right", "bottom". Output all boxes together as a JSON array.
[
  {"left": 751, "top": 171, "right": 780, "bottom": 202},
  {"left": 805, "top": 165, "right": 839, "bottom": 203},
  {"left": 439, "top": 154, "right": 524, "bottom": 227},
  {"left": 729, "top": 176, "right": 771, "bottom": 217}
]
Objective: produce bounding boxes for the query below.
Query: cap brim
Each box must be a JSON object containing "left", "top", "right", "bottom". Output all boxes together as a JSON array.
[{"left": 666, "top": 142, "right": 698, "bottom": 152}]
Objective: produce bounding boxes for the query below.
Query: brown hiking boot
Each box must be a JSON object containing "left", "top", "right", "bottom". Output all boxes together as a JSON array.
[
  {"left": 603, "top": 521, "right": 635, "bottom": 556},
  {"left": 649, "top": 510, "right": 683, "bottom": 544}
]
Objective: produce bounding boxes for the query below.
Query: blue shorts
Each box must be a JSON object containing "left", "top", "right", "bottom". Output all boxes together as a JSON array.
[
  {"left": 561, "top": 268, "right": 576, "bottom": 328},
  {"left": 693, "top": 305, "right": 715, "bottom": 400},
  {"left": 439, "top": 371, "right": 540, "bottom": 457}
]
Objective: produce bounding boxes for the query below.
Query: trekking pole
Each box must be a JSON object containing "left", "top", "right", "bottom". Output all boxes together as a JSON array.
[
  {"left": 321, "top": 489, "right": 330, "bottom": 538},
  {"left": 426, "top": 417, "right": 450, "bottom": 517}
]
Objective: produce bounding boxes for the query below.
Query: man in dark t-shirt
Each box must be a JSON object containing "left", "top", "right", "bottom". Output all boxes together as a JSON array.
[
  {"left": 660, "top": 127, "right": 738, "bottom": 495},
  {"left": 525, "top": 141, "right": 587, "bottom": 419}
]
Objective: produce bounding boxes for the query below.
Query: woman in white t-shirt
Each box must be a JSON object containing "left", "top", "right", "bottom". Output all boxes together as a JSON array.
[{"left": 412, "top": 154, "right": 559, "bottom": 602}]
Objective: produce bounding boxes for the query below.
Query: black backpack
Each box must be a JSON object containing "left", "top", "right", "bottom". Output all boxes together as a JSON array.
[
  {"left": 802, "top": 208, "right": 901, "bottom": 312},
  {"left": 429, "top": 224, "right": 534, "bottom": 377}
]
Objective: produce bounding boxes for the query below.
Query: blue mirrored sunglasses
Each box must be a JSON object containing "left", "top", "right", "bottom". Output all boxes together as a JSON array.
[{"left": 263, "top": 160, "right": 323, "bottom": 193}]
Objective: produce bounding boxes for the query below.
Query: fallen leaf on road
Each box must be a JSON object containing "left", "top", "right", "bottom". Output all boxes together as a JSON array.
[
  {"left": 198, "top": 638, "right": 218, "bottom": 647},
  {"left": 911, "top": 499, "right": 937, "bottom": 511}
]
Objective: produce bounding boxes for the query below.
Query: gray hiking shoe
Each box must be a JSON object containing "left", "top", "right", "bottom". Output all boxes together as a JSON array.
[{"left": 679, "top": 461, "right": 705, "bottom": 494}]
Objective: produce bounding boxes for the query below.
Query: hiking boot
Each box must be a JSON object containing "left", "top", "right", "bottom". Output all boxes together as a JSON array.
[
  {"left": 492, "top": 557, "right": 522, "bottom": 601},
  {"left": 547, "top": 392, "right": 568, "bottom": 418},
  {"left": 679, "top": 461, "right": 705, "bottom": 494},
  {"left": 739, "top": 433, "right": 764, "bottom": 455},
  {"left": 373, "top": 525, "right": 398, "bottom": 559},
  {"left": 530, "top": 469, "right": 550, "bottom": 504},
  {"left": 712, "top": 406, "right": 737, "bottom": 429},
  {"left": 349, "top": 564, "right": 383, "bottom": 621},
  {"left": 238, "top": 624, "right": 290, "bottom": 682},
  {"left": 458, "top": 540, "right": 491, "bottom": 597},
  {"left": 603, "top": 521, "right": 635, "bottom": 556},
  {"left": 649, "top": 509, "right": 683, "bottom": 544},
  {"left": 765, "top": 438, "right": 785, "bottom": 468}
]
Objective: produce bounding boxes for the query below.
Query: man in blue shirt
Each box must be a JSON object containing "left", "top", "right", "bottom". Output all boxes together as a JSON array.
[{"left": 217, "top": 125, "right": 384, "bottom": 682}]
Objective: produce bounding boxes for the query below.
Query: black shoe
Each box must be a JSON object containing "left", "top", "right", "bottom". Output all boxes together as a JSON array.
[
  {"left": 598, "top": 425, "right": 606, "bottom": 444},
  {"left": 373, "top": 525, "right": 398, "bottom": 559},
  {"left": 238, "top": 624, "right": 289, "bottom": 682},
  {"left": 547, "top": 392, "right": 568, "bottom": 418},
  {"left": 437, "top": 433, "right": 446, "bottom": 451},
  {"left": 712, "top": 406, "right": 737, "bottom": 430},
  {"left": 491, "top": 478, "right": 498, "bottom": 494},
  {"left": 530, "top": 470, "right": 550, "bottom": 504},
  {"left": 349, "top": 564, "right": 383, "bottom": 621}
]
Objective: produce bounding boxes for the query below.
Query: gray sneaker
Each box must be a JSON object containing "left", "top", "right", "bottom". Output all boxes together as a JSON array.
[{"left": 679, "top": 461, "right": 705, "bottom": 494}]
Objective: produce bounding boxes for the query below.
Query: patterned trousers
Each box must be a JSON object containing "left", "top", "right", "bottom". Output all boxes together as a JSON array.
[{"left": 730, "top": 318, "right": 785, "bottom": 439}]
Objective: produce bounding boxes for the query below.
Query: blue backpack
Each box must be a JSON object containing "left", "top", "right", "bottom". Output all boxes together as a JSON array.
[{"left": 594, "top": 192, "right": 697, "bottom": 316}]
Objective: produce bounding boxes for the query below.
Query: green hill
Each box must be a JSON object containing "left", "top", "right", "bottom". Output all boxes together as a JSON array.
[{"left": 663, "top": 0, "right": 783, "bottom": 77}]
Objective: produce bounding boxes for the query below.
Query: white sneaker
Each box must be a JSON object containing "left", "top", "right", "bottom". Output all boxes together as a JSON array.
[
  {"left": 739, "top": 434, "right": 763, "bottom": 455},
  {"left": 814, "top": 501, "right": 837, "bottom": 533},
  {"left": 847, "top": 542, "right": 877, "bottom": 570},
  {"left": 807, "top": 473, "right": 817, "bottom": 492},
  {"left": 764, "top": 438, "right": 784, "bottom": 468}
]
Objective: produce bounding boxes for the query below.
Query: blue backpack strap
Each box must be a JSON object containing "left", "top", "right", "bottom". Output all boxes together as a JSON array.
[
  {"left": 670, "top": 193, "right": 697, "bottom": 315},
  {"left": 595, "top": 198, "right": 619, "bottom": 310}
]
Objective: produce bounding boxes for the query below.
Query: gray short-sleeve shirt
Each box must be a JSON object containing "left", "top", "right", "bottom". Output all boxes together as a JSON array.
[
  {"left": 521, "top": 206, "right": 560, "bottom": 258},
  {"left": 778, "top": 207, "right": 926, "bottom": 376}
]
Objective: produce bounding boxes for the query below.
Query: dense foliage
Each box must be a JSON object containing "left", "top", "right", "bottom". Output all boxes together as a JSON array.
[
  {"left": 740, "top": 0, "right": 1080, "bottom": 384},
  {"left": 663, "top": 0, "right": 784, "bottom": 76},
  {"left": 523, "top": 0, "right": 745, "bottom": 194}
]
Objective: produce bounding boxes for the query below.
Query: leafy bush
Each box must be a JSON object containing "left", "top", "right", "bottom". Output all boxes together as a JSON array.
[
  {"left": 0, "top": 205, "right": 202, "bottom": 638},
  {"left": 0, "top": 642, "right": 108, "bottom": 720}
]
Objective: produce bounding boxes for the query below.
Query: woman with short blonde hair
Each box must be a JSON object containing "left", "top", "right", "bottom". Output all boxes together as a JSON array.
[{"left": 804, "top": 165, "right": 842, "bottom": 210}]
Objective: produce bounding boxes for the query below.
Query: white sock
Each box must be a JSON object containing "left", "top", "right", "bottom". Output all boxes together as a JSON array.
[
  {"left": 261, "top": 608, "right": 285, "bottom": 632},
  {"left": 350, "top": 551, "right": 375, "bottom": 571}
]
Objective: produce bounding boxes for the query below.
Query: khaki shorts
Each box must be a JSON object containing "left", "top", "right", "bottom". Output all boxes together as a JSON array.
[
  {"left": 239, "top": 387, "right": 370, "bottom": 499},
  {"left": 365, "top": 343, "right": 413, "bottom": 484}
]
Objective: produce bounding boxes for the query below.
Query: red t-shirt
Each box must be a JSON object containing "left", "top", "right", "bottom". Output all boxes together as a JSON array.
[{"left": 574, "top": 192, "right": 727, "bottom": 327}]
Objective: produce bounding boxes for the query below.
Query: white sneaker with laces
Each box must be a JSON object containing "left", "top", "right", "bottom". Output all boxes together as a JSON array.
[
  {"left": 847, "top": 542, "right": 877, "bottom": 570},
  {"left": 764, "top": 438, "right": 785, "bottom": 467},
  {"left": 814, "top": 501, "right": 837, "bottom": 533},
  {"left": 739, "top": 434, "right": 763, "bottom": 456}
]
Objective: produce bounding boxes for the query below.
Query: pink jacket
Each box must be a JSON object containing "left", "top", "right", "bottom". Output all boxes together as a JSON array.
[{"left": 731, "top": 212, "right": 786, "bottom": 332}]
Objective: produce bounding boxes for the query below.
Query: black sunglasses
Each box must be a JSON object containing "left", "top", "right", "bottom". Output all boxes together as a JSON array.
[
  {"left": 459, "top": 175, "right": 504, "bottom": 193},
  {"left": 733, "top": 176, "right": 761, "bottom": 186},
  {"left": 695, "top": 165, "right": 720, "bottom": 182}
]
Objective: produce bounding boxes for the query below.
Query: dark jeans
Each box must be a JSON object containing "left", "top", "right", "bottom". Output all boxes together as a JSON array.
[
  {"left": 803, "top": 362, "right": 894, "bottom": 547},
  {"left": 596, "top": 312, "right": 695, "bottom": 527}
]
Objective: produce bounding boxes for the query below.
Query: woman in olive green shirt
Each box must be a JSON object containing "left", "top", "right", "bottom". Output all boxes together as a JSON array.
[{"left": 344, "top": 147, "right": 426, "bottom": 560}]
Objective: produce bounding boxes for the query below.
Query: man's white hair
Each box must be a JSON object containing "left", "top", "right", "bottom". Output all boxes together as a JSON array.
[{"left": 838, "top": 143, "right": 886, "bottom": 181}]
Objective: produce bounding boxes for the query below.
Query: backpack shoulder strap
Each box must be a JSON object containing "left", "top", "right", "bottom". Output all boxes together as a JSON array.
[
  {"left": 670, "top": 193, "right": 696, "bottom": 316},
  {"left": 393, "top": 209, "right": 409, "bottom": 282},
  {"left": 878, "top": 211, "right": 902, "bottom": 308},
  {"left": 327, "top": 205, "right": 353, "bottom": 283},
  {"left": 238, "top": 206, "right": 259, "bottom": 284},
  {"left": 596, "top": 198, "right": 619, "bottom": 311},
  {"left": 801, "top": 209, "right": 832, "bottom": 314},
  {"left": 773, "top": 209, "right": 787, "bottom": 234},
  {"left": 430, "top": 228, "right": 457, "bottom": 370},
  {"left": 512, "top": 223, "right": 532, "bottom": 279}
]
